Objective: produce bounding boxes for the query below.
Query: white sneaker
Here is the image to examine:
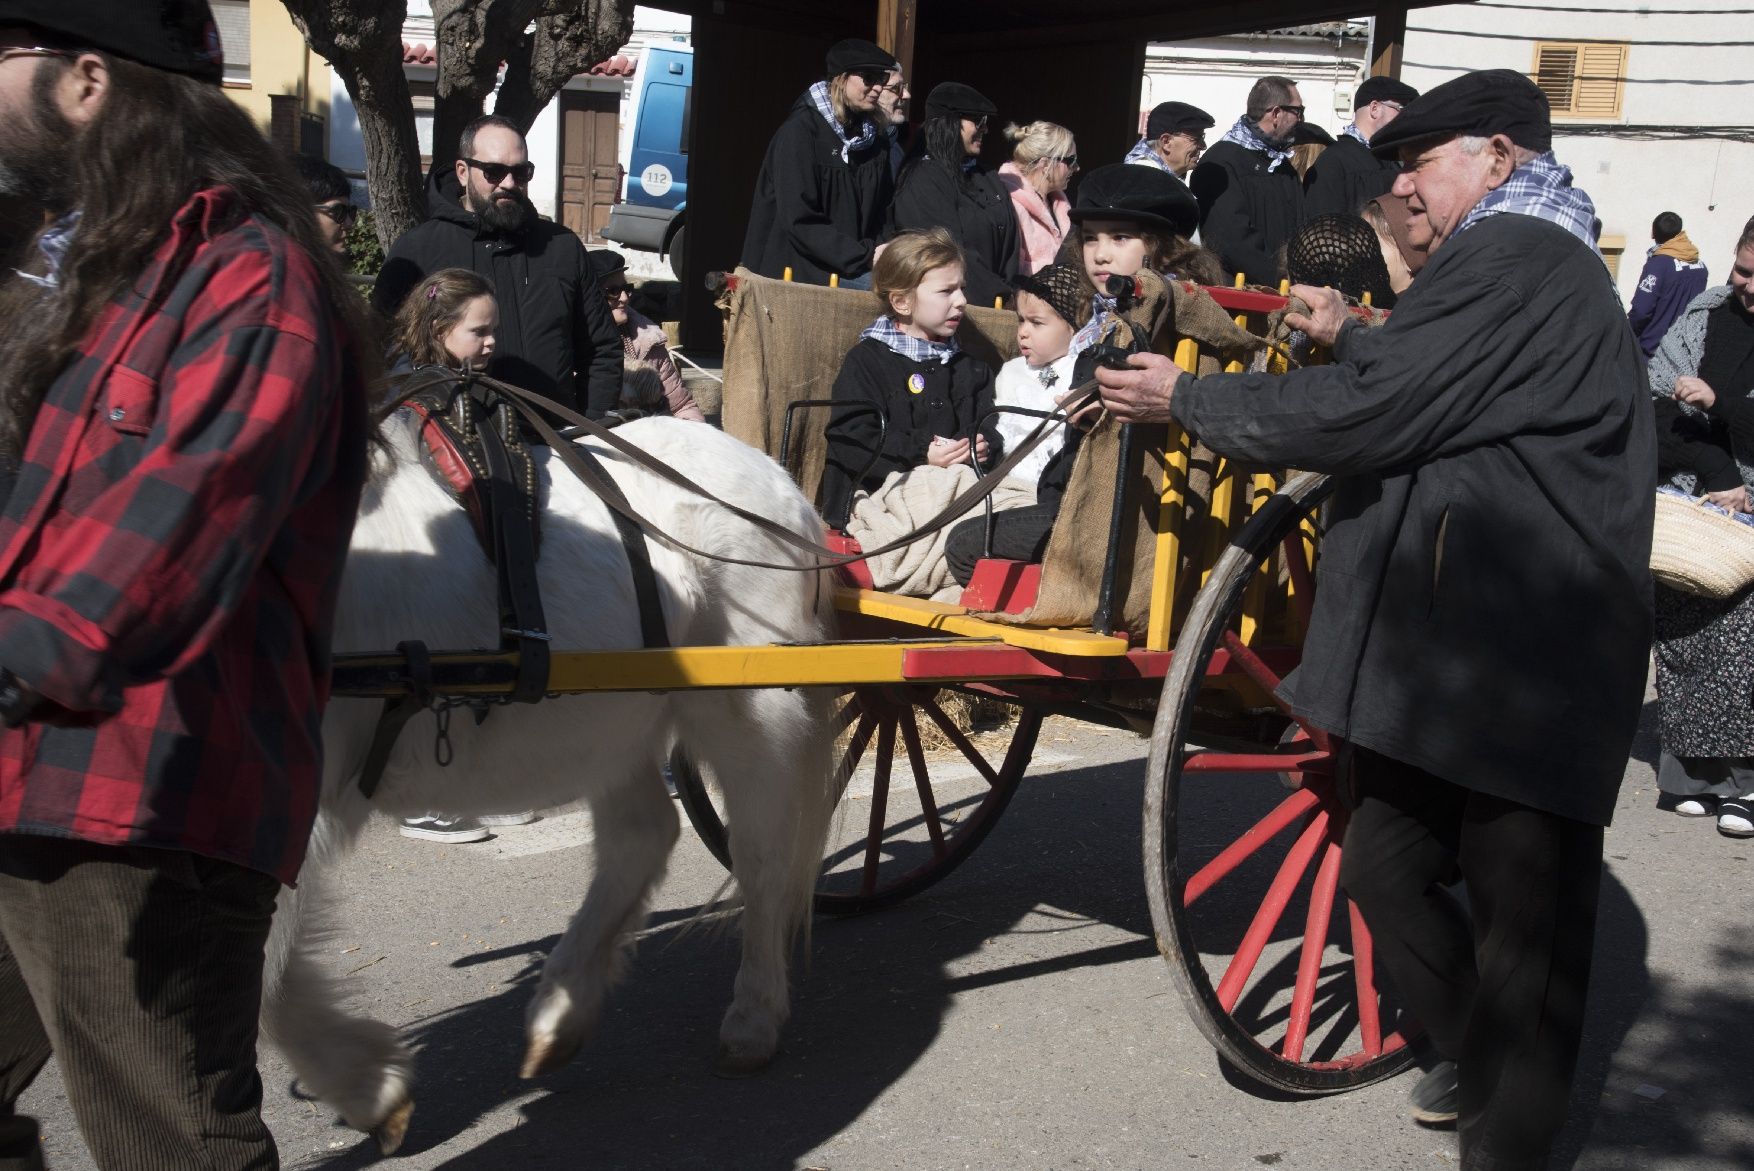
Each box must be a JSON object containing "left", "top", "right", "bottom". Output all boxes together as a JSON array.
[
  {"left": 399, "top": 814, "right": 491, "bottom": 843},
  {"left": 476, "top": 811, "right": 539, "bottom": 827}
]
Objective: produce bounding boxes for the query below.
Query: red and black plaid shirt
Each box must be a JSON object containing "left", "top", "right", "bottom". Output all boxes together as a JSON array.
[{"left": 0, "top": 187, "right": 369, "bottom": 885}]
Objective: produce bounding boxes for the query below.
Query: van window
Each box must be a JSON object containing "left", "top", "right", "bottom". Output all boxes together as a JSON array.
[{"left": 638, "top": 82, "right": 688, "bottom": 156}]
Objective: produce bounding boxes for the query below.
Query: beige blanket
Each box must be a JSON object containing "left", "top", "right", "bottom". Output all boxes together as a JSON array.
[{"left": 847, "top": 465, "right": 1036, "bottom": 602}]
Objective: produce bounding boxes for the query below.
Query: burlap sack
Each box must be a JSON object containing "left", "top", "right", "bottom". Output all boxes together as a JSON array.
[
  {"left": 719, "top": 267, "right": 1019, "bottom": 510},
  {"left": 974, "top": 276, "right": 1270, "bottom": 638}
]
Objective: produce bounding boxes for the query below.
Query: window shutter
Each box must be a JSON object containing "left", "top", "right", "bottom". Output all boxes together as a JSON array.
[
  {"left": 1534, "top": 45, "right": 1578, "bottom": 113},
  {"left": 212, "top": 0, "right": 251, "bottom": 82},
  {"left": 1575, "top": 44, "right": 1626, "bottom": 119}
]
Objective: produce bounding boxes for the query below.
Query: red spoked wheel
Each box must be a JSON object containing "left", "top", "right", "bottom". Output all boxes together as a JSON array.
[
  {"left": 1143, "top": 472, "right": 1419, "bottom": 1093},
  {"left": 675, "top": 686, "right": 1042, "bottom": 915}
]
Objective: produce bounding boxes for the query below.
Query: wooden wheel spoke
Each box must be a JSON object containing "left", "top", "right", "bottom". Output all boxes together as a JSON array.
[
  {"left": 897, "top": 708, "right": 947, "bottom": 858},
  {"left": 1348, "top": 898, "right": 1384, "bottom": 1058},
  {"left": 919, "top": 697, "right": 1002, "bottom": 788},
  {"left": 1219, "top": 631, "right": 1330, "bottom": 751},
  {"left": 1182, "top": 749, "right": 1329, "bottom": 774},
  {"left": 1183, "top": 787, "right": 1319, "bottom": 906},
  {"left": 1281, "top": 839, "right": 1344, "bottom": 1062},
  {"left": 832, "top": 695, "right": 862, "bottom": 733},
  {"left": 1281, "top": 530, "right": 1317, "bottom": 635},
  {"left": 833, "top": 713, "right": 879, "bottom": 800},
  {"left": 860, "top": 718, "right": 898, "bottom": 897},
  {"left": 1214, "top": 810, "right": 1329, "bottom": 1013}
]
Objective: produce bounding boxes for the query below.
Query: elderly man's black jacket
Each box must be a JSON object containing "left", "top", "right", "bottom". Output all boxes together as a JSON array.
[
  {"left": 1303, "top": 134, "right": 1402, "bottom": 218},
  {"left": 373, "top": 172, "right": 623, "bottom": 419},
  {"left": 1173, "top": 214, "right": 1655, "bottom": 826}
]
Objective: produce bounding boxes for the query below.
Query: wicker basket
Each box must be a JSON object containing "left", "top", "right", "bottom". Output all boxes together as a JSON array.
[{"left": 1650, "top": 489, "right": 1754, "bottom": 599}]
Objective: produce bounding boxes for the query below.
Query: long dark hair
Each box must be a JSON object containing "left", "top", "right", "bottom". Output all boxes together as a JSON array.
[
  {"left": 898, "top": 114, "right": 976, "bottom": 191},
  {"left": 0, "top": 54, "right": 380, "bottom": 457}
]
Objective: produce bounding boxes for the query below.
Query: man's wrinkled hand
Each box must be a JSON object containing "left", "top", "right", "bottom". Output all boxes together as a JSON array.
[
  {"left": 1095, "top": 352, "right": 1184, "bottom": 424},
  {"left": 1285, "top": 284, "right": 1349, "bottom": 348}
]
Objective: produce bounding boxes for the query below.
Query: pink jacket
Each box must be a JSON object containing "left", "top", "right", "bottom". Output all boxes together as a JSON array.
[
  {"left": 999, "top": 161, "right": 1071, "bottom": 275},
  {"left": 622, "top": 308, "right": 705, "bottom": 422}
]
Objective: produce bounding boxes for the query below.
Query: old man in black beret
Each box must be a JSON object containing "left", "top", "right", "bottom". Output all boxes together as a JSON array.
[
  {"left": 1304, "top": 74, "right": 1420, "bottom": 217},
  {"left": 1098, "top": 69, "right": 1653, "bottom": 1170}
]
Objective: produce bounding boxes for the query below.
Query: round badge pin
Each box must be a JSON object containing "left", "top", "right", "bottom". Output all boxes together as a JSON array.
[{"left": 908, "top": 373, "right": 926, "bottom": 394}]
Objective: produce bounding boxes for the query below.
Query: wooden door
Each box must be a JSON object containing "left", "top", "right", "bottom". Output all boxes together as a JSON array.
[{"left": 559, "top": 90, "right": 621, "bottom": 243}]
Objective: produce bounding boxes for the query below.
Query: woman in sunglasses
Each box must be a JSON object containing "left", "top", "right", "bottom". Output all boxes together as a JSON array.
[
  {"left": 740, "top": 38, "right": 900, "bottom": 290},
  {"left": 887, "top": 82, "right": 1021, "bottom": 308},
  {"left": 997, "top": 120, "right": 1077, "bottom": 275}
]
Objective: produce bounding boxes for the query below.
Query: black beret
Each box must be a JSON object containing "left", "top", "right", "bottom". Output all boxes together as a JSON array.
[
  {"left": 925, "top": 82, "right": 997, "bottom": 121},
  {"left": 587, "top": 248, "right": 629, "bottom": 285},
  {"left": 1292, "top": 121, "right": 1336, "bottom": 147},
  {"left": 825, "top": 38, "right": 898, "bottom": 78},
  {"left": 0, "top": 0, "right": 224, "bottom": 83},
  {"left": 1369, "top": 68, "right": 1551, "bottom": 158},
  {"left": 1067, "top": 163, "right": 1200, "bottom": 238},
  {"left": 1354, "top": 76, "right": 1419, "bottom": 108},
  {"left": 1145, "top": 101, "right": 1215, "bottom": 139}
]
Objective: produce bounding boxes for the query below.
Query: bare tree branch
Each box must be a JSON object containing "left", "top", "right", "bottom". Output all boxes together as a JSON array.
[{"left": 495, "top": 2, "right": 635, "bottom": 132}]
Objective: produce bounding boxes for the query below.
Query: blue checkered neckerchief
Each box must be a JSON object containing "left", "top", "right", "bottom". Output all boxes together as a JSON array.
[
  {"left": 1341, "top": 123, "right": 1370, "bottom": 147},
  {"left": 809, "top": 81, "right": 876, "bottom": 162},
  {"left": 1218, "top": 115, "right": 1294, "bottom": 172},
  {"left": 860, "top": 315, "right": 960, "bottom": 364},
  {"left": 1454, "top": 151, "right": 1602, "bottom": 255},
  {"left": 1124, "top": 138, "right": 1174, "bottom": 174},
  {"left": 1070, "top": 293, "right": 1117, "bottom": 357},
  {"left": 15, "top": 210, "right": 80, "bottom": 290}
]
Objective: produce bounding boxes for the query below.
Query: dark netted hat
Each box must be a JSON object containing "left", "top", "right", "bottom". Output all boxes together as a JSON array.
[
  {"left": 1068, "top": 163, "right": 1200, "bottom": 238},
  {"left": 1355, "top": 76, "right": 1419, "bottom": 108},
  {"left": 1369, "top": 68, "right": 1551, "bottom": 158},
  {"left": 1014, "top": 263, "right": 1085, "bottom": 329},
  {"left": 0, "top": 0, "right": 223, "bottom": 82},
  {"left": 1145, "top": 101, "right": 1215, "bottom": 140},
  {"left": 825, "top": 38, "right": 898, "bottom": 78},
  {"left": 925, "top": 82, "right": 997, "bottom": 121},
  {"left": 1286, "top": 214, "right": 1396, "bottom": 308}
]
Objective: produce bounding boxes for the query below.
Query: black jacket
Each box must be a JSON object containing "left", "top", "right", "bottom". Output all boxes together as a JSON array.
[
  {"left": 372, "top": 172, "right": 622, "bottom": 420},
  {"left": 1302, "top": 135, "right": 1401, "bottom": 219},
  {"left": 741, "top": 95, "right": 894, "bottom": 285},
  {"left": 1190, "top": 140, "right": 1305, "bottom": 286},
  {"left": 1173, "top": 215, "right": 1655, "bottom": 826},
  {"left": 821, "top": 338, "right": 1002, "bottom": 528},
  {"left": 887, "top": 160, "right": 1021, "bottom": 308}
]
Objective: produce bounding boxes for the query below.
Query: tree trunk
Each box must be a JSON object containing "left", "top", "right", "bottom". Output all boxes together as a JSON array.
[
  {"left": 280, "top": 0, "right": 424, "bottom": 250},
  {"left": 495, "top": 2, "right": 635, "bottom": 132},
  {"left": 430, "top": 0, "right": 545, "bottom": 178}
]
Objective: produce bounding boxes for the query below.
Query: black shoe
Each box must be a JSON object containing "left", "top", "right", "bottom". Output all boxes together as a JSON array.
[{"left": 1410, "top": 1060, "right": 1459, "bottom": 1125}]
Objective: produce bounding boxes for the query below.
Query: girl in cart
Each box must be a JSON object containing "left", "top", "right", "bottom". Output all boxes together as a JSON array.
[{"left": 821, "top": 227, "right": 1012, "bottom": 599}]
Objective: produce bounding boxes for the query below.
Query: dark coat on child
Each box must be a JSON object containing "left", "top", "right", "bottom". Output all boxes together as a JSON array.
[
  {"left": 887, "top": 160, "right": 1022, "bottom": 307},
  {"left": 741, "top": 94, "right": 894, "bottom": 285},
  {"left": 821, "top": 338, "right": 1003, "bottom": 528}
]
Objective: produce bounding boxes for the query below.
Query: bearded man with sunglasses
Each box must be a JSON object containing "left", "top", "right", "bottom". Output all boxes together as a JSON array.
[
  {"left": 1190, "top": 74, "right": 1309, "bottom": 284},
  {"left": 373, "top": 114, "right": 622, "bottom": 422}
]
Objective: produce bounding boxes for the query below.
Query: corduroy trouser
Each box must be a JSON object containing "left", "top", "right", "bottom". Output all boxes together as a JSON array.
[
  {"left": 0, "top": 835, "right": 281, "bottom": 1171},
  {"left": 1339, "top": 749, "right": 1603, "bottom": 1171}
]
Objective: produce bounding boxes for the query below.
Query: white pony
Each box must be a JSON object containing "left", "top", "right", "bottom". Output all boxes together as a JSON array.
[{"left": 260, "top": 409, "right": 838, "bottom": 1151}]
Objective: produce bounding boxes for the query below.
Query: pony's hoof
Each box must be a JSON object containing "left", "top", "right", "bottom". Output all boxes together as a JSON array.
[
  {"left": 713, "top": 1042, "right": 776, "bottom": 1078},
  {"left": 520, "top": 1033, "right": 582, "bottom": 1079},
  {"left": 372, "top": 1096, "right": 415, "bottom": 1155}
]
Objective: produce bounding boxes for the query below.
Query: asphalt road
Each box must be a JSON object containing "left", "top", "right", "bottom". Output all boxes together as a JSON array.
[{"left": 17, "top": 705, "right": 1754, "bottom": 1171}]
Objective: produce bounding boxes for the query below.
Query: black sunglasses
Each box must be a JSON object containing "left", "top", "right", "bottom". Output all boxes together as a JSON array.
[
  {"left": 1273, "top": 104, "right": 1306, "bottom": 119},
  {"left": 852, "top": 68, "right": 895, "bottom": 88},
  {"left": 314, "top": 201, "right": 357, "bottom": 227},
  {"left": 463, "top": 157, "right": 535, "bottom": 185}
]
